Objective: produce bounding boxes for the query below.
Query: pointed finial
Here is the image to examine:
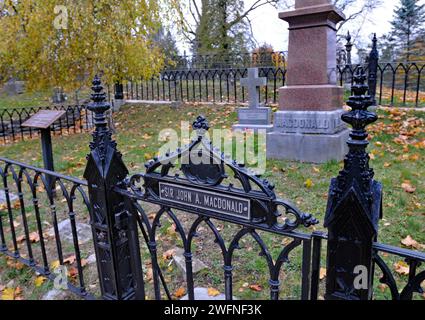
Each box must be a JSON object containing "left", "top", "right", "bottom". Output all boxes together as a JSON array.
[
  {"left": 371, "top": 33, "right": 378, "bottom": 52},
  {"left": 346, "top": 31, "right": 352, "bottom": 43},
  {"left": 343, "top": 67, "right": 377, "bottom": 142},
  {"left": 87, "top": 75, "right": 116, "bottom": 158},
  {"left": 192, "top": 115, "right": 210, "bottom": 137},
  {"left": 88, "top": 75, "right": 110, "bottom": 130}
]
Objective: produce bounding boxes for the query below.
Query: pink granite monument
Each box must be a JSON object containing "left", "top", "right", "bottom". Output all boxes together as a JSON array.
[{"left": 267, "top": 0, "right": 349, "bottom": 163}]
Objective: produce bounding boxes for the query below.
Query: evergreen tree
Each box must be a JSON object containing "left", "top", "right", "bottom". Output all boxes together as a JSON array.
[
  {"left": 389, "top": 0, "right": 425, "bottom": 61},
  {"left": 154, "top": 27, "right": 184, "bottom": 68}
]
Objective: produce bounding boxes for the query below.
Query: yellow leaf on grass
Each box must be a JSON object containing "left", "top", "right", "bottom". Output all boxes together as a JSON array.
[
  {"left": 13, "top": 201, "right": 21, "bottom": 209},
  {"left": 163, "top": 249, "right": 175, "bottom": 260},
  {"left": 35, "top": 276, "right": 46, "bottom": 287},
  {"left": 304, "top": 179, "right": 313, "bottom": 189},
  {"left": 312, "top": 167, "right": 320, "bottom": 173},
  {"left": 1, "top": 287, "right": 21, "bottom": 300},
  {"left": 174, "top": 287, "right": 186, "bottom": 298},
  {"left": 207, "top": 287, "right": 220, "bottom": 297},
  {"left": 401, "top": 182, "right": 416, "bottom": 194},
  {"left": 319, "top": 267, "right": 327, "bottom": 280},
  {"left": 51, "top": 260, "right": 60, "bottom": 270},
  {"left": 378, "top": 283, "right": 388, "bottom": 293},
  {"left": 394, "top": 261, "right": 410, "bottom": 275},
  {"left": 64, "top": 255, "right": 76, "bottom": 264},
  {"left": 29, "top": 232, "right": 40, "bottom": 243},
  {"left": 1, "top": 288, "right": 16, "bottom": 300},
  {"left": 401, "top": 235, "right": 425, "bottom": 250},
  {"left": 384, "top": 162, "right": 391, "bottom": 168},
  {"left": 249, "top": 284, "right": 262, "bottom": 292}
]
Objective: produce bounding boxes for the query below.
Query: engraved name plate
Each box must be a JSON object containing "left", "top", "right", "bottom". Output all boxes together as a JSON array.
[{"left": 159, "top": 182, "right": 251, "bottom": 220}]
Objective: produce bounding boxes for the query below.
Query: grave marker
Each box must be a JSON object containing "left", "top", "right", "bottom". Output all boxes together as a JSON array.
[
  {"left": 232, "top": 68, "right": 273, "bottom": 132},
  {"left": 267, "top": 0, "right": 349, "bottom": 163}
]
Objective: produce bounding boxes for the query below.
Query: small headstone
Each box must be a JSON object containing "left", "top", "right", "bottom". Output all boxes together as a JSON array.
[
  {"left": 232, "top": 68, "right": 273, "bottom": 132},
  {"left": 47, "top": 220, "right": 92, "bottom": 245},
  {"left": 2, "top": 79, "right": 25, "bottom": 95},
  {"left": 0, "top": 190, "right": 18, "bottom": 205},
  {"left": 173, "top": 247, "right": 207, "bottom": 279},
  {"left": 180, "top": 287, "right": 237, "bottom": 300},
  {"left": 52, "top": 88, "right": 67, "bottom": 104},
  {"left": 113, "top": 99, "right": 125, "bottom": 111}
]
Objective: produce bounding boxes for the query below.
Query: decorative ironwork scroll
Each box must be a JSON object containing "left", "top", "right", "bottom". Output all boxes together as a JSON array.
[{"left": 128, "top": 115, "right": 318, "bottom": 232}]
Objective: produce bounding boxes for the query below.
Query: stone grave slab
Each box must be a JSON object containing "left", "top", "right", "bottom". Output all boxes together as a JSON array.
[
  {"left": 48, "top": 219, "right": 92, "bottom": 245},
  {"left": 0, "top": 190, "right": 18, "bottom": 205},
  {"left": 173, "top": 247, "right": 207, "bottom": 280}
]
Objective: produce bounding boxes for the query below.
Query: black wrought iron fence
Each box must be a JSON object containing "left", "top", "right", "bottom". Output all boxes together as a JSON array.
[
  {"left": 0, "top": 74, "right": 424, "bottom": 301},
  {"left": 121, "top": 67, "right": 286, "bottom": 105},
  {"left": 115, "top": 62, "right": 424, "bottom": 108},
  {"left": 0, "top": 105, "right": 93, "bottom": 144},
  {"left": 338, "top": 62, "right": 425, "bottom": 108},
  {"left": 0, "top": 157, "right": 97, "bottom": 299},
  {"left": 165, "top": 51, "right": 287, "bottom": 70}
]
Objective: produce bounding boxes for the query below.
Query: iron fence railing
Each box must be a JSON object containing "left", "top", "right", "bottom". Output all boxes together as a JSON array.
[
  {"left": 338, "top": 62, "right": 425, "bottom": 108},
  {"left": 0, "top": 105, "right": 93, "bottom": 144},
  {"left": 120, "top": 67, "right": 286, "bottom": 105},
  {"left": 0, "top": 157, "right": 97, "bottom": 299},
  {"left": 164, "top": 51, "right": 287, "bottom": 69},
  {"left": 115, "top": 62, "right": 424, "bottom": 107},
  {"left": 0, "top": 74, "right": 424, "bottom": 300}
]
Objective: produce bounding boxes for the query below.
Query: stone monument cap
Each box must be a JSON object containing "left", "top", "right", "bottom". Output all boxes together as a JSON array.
[
  {"left": 296, "top": 0, "right": 330, "bottom": 9},
  {"left": 280, "top": 0, "right": 345, "bottom": 24}
]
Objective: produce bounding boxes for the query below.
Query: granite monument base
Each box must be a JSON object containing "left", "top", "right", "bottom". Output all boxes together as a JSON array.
[
  {"left": 273, "top": 109, "right": 346, "bottom": 134},
  {"left": 267, "top": 129, "right": 349, "bottom": 163}
]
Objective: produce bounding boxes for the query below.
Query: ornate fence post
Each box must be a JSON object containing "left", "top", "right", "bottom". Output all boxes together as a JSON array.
[
  {"left": 324, "top": 68, "right": 383, "bottom": 300},
  {"left": 84, "top": 75, "right": 145, "bottom": 300},
  {"left": 368, "top": 34, "right": 379, "bottom": 106},
  {"left": 345, "top": 31, "right": 353, "bottom": 67}
]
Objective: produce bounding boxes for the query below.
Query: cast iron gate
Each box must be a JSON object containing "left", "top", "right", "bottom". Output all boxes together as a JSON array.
[{"left": 116, "top": 114, "right": 320, "bottom": 300}]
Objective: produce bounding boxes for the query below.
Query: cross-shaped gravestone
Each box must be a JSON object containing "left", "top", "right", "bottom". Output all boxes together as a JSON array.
[{"left": 241, "top": 68, "right": 266, "bottom": 109}]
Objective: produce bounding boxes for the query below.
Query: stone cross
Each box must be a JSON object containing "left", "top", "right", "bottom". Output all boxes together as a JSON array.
[{"left": 240, "top": 68, "right": 266, "bottom": 109}]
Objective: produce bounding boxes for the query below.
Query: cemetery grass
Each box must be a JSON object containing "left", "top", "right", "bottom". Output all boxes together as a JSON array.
[{"left": 0, "top": 103, "right": 424, "bottom": 300}]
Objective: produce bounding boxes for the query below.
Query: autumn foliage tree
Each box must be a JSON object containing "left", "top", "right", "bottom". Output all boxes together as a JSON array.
[{"left": 0, "top": 0, "right": 171, "bottom": 91}]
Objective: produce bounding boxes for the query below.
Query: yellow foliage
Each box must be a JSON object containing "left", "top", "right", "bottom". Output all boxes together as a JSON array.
[{"left": 0, "top": 0, "right": 180, "bottom": 91}]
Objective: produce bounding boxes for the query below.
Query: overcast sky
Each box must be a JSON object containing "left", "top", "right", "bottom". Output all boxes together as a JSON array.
[
  {"left": 178, "top": 0, "right": 425, "bottom": 56},
  {"left": 249, "top": 0, "right": 401, "bottom": 51}
]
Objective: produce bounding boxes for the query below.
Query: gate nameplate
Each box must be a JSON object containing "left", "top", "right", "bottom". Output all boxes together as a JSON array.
[{"left": 159, "top": 182, "right": 251, "bottom": 220}]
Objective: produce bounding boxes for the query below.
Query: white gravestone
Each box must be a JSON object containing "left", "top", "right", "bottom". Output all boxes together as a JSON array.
[{"left": 232, "top": 68, "right": 273, "bottom": 132}]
